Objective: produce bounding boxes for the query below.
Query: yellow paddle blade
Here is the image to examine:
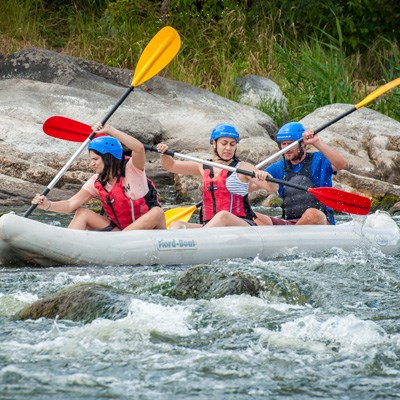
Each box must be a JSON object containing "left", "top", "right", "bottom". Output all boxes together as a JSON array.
[
  {"left": 355, "top": 77, "right": 400, "bottom": 109},
  {"left": 165, "top": 205, "right": 197, "bottom": 229},
  {"left": 132, "top": 26, "right": 181, "bottom": 87}
]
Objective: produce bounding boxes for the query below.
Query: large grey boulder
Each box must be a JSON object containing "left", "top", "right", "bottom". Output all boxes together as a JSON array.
[
  {"left": 0, "top": 48, "right": 399, "bottom": 207},
  {"left": 0, "top": 48, "right": 277, "bottom": 206},
  {"left": 235, "top": 74, "right": 289, "bottom": 119}
]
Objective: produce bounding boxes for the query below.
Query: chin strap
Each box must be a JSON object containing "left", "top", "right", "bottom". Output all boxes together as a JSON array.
[{"left": 291, "top": 145, "right": 305, "bottom": 162}]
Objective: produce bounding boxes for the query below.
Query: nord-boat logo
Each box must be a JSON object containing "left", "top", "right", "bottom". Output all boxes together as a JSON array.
[{"left": 157, "top": 238, "right": 197, "bottom": 251}]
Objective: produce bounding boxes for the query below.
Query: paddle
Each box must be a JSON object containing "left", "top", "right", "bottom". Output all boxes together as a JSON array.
[
  {"left": 24, "top": 26, "right": 181, "bottom": 218},
  {"left": 144, "top": 145, "right": 371, "bottom": 215},
  {"left": 41, "top": 117, "right": 371, "bottom": 215},
  {"left": 159, "top": 77, "right": 400, "bottom": 220},
  {"left": 164, "top": 201, "right": 203, "bottom": 228},
  {"left": 256, "top": 77, "right": 400, "bottom": 169},
  {"left": 169, "top": 78, "right": 399, "bottom": 220}
]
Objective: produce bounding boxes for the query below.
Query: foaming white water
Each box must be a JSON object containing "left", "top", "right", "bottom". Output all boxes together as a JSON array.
[
  {"left": 209, "top": 294, "right": 307, "bottom": 319},
  {"left": 1, "top": 299, "right": 196, "bottom": 361},
  {"left": 0, "top": 291, "right": 38, "bottom": 317},
  {"left": 257, "top": 313, "right": 389, "bottom": 355},
  {"left": 53, "top": 271, "right": 133, "bottom": 286}
]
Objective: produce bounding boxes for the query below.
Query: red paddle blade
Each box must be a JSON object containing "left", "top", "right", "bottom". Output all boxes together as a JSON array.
[
  {"left": 43, "top": 116, "right": 93, "bottom": 142},
  {"left": 309, "top": 187, "right": 371, "bottom": 215},
  {"left": 43, "top": 115, "right": 108, "bottom": 142}
]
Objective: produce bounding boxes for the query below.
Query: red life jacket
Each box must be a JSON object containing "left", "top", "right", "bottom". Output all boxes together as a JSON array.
[
  {"left": 94, "top": 160, "right": 160, "bottom": 230},
  {"left": 201, "top": 160, "right": 255, "bottom": 223}
]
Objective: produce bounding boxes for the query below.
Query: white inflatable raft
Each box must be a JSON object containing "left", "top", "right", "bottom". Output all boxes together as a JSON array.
[{"left": 0, "top": 211, "right": 399, "bottom": 266}]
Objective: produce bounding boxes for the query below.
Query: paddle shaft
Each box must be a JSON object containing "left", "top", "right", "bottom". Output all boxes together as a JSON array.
[
  {"left": 24, "top": 87, "right": 134, "bottom": 217},
  {"left": 145, "top": 144, "right": 315, "bottom": 191},
  {"left": 25, "top": 26, "right": 180, "bottom": 218},
  {"left": 256, "top": 107, "right": 357, "bottom": 169},
  {"left": 40, "top": 118, "right": 371, "bottom": 216},
  {"left": 256, "top": 77, "right": 400, "bottom": 169}
]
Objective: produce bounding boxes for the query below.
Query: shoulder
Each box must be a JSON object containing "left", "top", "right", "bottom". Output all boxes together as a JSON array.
[
  {"left": 310, "top": 152, "right": 334, "bottom": 174},
  {"left": 83, "top": 174, "right": 99, "bottom": 187},
  {"left": 310, "top": 151, "right": 331, "bottom": 167},
  {"left": 266, "top": 159, "right": 284, "bottom": 174},
  {"left": 238, "top": 161, "right": 253, "bottom": 170},
  {"left": 82, "top": 174, "right": 99, "bottom": 195},
  {"left": 126, "top": 160, "right": 146, "bottom": 176}
]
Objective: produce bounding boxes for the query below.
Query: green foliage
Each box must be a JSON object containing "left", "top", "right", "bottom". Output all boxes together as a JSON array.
[
  {"left": 0, "top": 0, "right": 399, "bottom": 123},
  {"left": 272, "top": 23, "right": 360, "bottom": 121},
  {"left": 371, "top": 195, "right": 400, "bottom": 212}
]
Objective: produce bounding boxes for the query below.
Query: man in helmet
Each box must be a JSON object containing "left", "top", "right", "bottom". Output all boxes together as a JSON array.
[
  {"left": 32, "top": 123, "right": 166, "bottom": 231},
  {"left": 157, "top": 123, "right": 277, "bottom": 228},
  {"left": 256, "top": 122, "right": 347, "bottom": 225}
]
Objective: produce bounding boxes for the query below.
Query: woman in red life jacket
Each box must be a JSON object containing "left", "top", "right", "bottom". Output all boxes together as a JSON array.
[
  {"left": 32, "top": 123, "right": 166, "bottom": 231},
  {"left": 156, "top": 123, "right": 278, "bottom": 229}
]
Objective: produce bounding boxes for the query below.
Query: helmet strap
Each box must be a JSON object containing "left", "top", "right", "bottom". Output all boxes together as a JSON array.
[
  {"left": 291, "top": 144, "right": 305, "bottom": 162},
  {"left": 213, "top": 139, "right": 235, "bottom": 163}
]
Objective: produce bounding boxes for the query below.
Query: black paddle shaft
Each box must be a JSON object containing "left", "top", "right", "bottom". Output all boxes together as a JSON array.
[{"left": 144, "top": 144, "right": 308, "bottom": 192}]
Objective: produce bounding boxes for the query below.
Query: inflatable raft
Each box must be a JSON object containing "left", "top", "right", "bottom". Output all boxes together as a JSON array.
[{"left": 0, "top": 211, "right": 399, "bottom": 266}]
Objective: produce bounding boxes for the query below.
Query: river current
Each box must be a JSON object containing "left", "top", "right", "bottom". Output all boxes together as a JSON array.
[{"left": 0, "top": 207, "right": 399, "bottom": 399}]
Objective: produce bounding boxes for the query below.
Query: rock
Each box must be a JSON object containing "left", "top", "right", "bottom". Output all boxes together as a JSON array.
[
  {"left": 0, "top": 48, "right": 277, "bottom": 205},
  {"left": 236, "top": 74, "right": 289, "bottom": 119},
  {"left": 172, "top": 265, "right": 310, "bottom": 304},
  {"left": 390, "top": 201, "right": 400, "bottom": 215},
  {"left": 172, "top": 265, "right": 264, "bottom": 300},
  {"left": 15, "top": 283, "right": 130, "bottom": 323},
  {"left": 0, "top": 48, "right": 399, "bottom": 206}
]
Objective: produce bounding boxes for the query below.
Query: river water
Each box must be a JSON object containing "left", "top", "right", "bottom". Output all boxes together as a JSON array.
[{"left": 0, "top": 207, "right": 399, "bottom": 399}]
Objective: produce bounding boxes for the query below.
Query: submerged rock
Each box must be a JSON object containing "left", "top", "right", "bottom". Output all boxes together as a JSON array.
[
  {"left": 15, "top": 283, "right": 130, "bottom": 323},
  {"left": 172, "top": 265, "right": 263, "bottom": 300},
  {"left": 172, "top": 265, "right": 309, "bottom": 304}
]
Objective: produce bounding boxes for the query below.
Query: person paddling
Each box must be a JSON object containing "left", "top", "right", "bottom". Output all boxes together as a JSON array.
[
  {"left": 255, "top": 122, "right": 347, "bottom": 226},
  {"left": 32, "top": 123, "right": 166, "bottom": 231},
  {"left": 157, "top": 123, "right": 277, "bottom": 228}
]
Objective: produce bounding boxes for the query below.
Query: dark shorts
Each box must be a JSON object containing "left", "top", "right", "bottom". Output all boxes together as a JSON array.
[
  {"left": 97, "top": 221, "right": 118, "bottom": 232},
  {"left": 244, "top": 218, "right": 257, "bottom": 226},
  {"left": 202, "top": 217, "right": 257, "bottom": 226},
  {"left": 269, "top": 216, "right": 298, "bottom": 226}
]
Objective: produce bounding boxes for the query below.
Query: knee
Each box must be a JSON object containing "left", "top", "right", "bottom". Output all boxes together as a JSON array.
[
  {"left": 303, "top": 208, "right": 327, "bottom": 224},
  {"left": 213, "top": 210, "right": 231, "bottom": 222},
  {"left": 151, "top": 207, "right": 164, "bottom": 218},
  {"left": 170, "top": 221, "right": 186, "bottom": 229},
  {"left": 73, "top": 207, "right": 90, "bottom": 218}
]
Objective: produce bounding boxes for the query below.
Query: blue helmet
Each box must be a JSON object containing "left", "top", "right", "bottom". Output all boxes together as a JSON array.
[
  {"left": 210, "top": 124, "right": 240, "bottom": 143},
  {"left": 276, "top": 122, "right": 305, "bottom": 142},
  {"left": 88, "top": 136, "right": 123, "bottom": 160}
]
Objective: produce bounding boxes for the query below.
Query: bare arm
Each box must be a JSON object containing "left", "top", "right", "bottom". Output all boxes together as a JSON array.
[
  {"left": 239, "top": 162, "right": 278, "bottom": 193},
  {"left": 32, "top": 189, "right": 93, "bottom": 214},
  {"left": 303, "top": 129, "right": 347, "bottom": 171},
  {"left": 93, "top": 123, "right": 146, "bottom": 171},
  {"left": 156, "top": 143, "right": 203, "bottom": 176}
]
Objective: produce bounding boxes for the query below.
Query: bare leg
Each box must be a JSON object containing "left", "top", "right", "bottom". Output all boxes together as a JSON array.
[
  {"left": 123, "top": 207, "right": 166, "bottom": 230},
  {"left": 169, "top": 221, "right": 203, "bottom": 229},
  {"left": 254, "top": 211, "right": 273, "bottom": 226},
  {"left": 296, "top": 208, "right": 328, "bottom": 225},
  {"left": 68, "top": 207, "right": 111, "bottom": 230},
  {"left": 204, "top": 210, "right": 249, "bottom": 228}
]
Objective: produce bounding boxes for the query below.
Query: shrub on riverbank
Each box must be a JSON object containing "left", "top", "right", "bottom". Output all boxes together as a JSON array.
[{"left": 1, "top": 0, "right": 399, "bottom": 123}]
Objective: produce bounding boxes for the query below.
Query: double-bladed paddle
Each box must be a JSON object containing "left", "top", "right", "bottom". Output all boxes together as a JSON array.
[
  {"left": 24, "top": 26, "right": 181, "bottom": 218},
  {"left": 256, "top": 77, "right": 400, "bottom": 169},
  {"left": 162, "top": 77, "right": 400, "bottom": 221},
  {"left": 42, "top": 116, "right": 372, "bottom": 216}
]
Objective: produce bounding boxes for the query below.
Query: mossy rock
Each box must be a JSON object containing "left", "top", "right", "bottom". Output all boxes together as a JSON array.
[
  {"left": 15, "top": 283, "right": 130, "bottom": 323},
  {"left": 371, "top": 195, "right": 400, "bottom": 213}
]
